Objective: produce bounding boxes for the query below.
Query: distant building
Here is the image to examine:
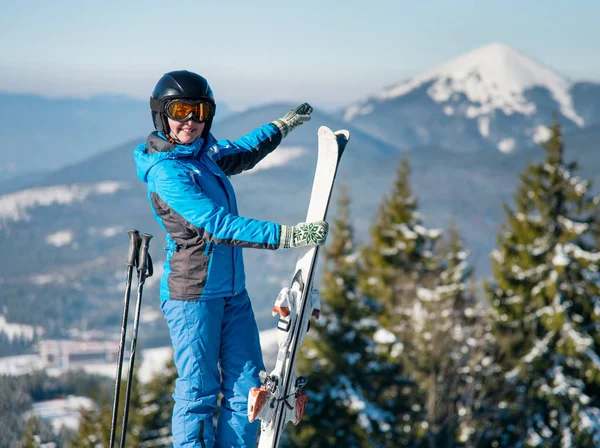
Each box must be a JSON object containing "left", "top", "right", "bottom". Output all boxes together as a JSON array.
[{"left": 39, "top": 339, "right": 119, "bottom": 369}]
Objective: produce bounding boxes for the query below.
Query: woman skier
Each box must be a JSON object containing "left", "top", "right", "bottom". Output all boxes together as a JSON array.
[{"left": 133, "top": 70, "right": 328, "bottom": 448}]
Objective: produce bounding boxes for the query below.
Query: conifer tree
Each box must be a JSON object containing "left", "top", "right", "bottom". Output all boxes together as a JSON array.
[
  {"left": 138, "top": 357, "right": 177, "bottom": 447},
  {"left": 21, "top": 415, "right": 58, "bottom": 447},
  {"left": 413, "top": 223, "right": 472, "bottom": 447},
  {"left": 361, "top": 159, "right": 440, "bottom": 319},
  {"left": 290, "top": 185, "right": 392, "bottom": 448},
  {"left": 72, "top": 374, "right": 143, "bottom": 448},
  {"left": 487, "top": 122, "right": 600, "bottom": 446},
  {"left": 426, "top": 223, "right": 509, "bottom": 448},
  {"left": 20, "top": 416, "right": 43, "bottom": 448},
  {"left": 396, "top": 219, "right": 504, "bottom": 448},
  {"left": 360, "top": 159, "right": 442, "bottom": 445}
]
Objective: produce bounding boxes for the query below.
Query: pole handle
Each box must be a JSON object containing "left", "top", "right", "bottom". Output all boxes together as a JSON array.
[
  {"left": 138, "top": 233, "right": 153, "bottom": 273},
  {"left": 127, "top": 230, "right": 141, "bottom": 267}
]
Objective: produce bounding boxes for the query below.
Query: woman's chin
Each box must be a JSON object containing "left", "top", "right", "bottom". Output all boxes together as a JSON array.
[{"left": 177, "top": 132, "right": 199, "bottom": 143}]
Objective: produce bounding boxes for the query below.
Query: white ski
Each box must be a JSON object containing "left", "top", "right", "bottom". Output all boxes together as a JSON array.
[{"left": 248, "top": 126, "right": 349, "bottom": 448}]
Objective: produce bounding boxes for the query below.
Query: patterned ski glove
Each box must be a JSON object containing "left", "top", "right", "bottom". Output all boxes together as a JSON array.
[
  {"left": 271, "top": 103, "right": 313, "bottom": 138},
  {"left": 278, "top": 221, "right": 329, "bottom": 249}
]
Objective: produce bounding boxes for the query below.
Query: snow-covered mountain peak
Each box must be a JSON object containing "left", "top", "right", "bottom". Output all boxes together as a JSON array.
[{"left": 345, "top": 43, "right": 584, "bottom": 127}]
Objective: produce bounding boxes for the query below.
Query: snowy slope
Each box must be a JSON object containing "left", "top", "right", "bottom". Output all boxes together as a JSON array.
[
  {"left": 239, "top": 145, "right": 308, "bottom": 175},
  {"left": 0, "top": 315, "right": 41, "bottom": 341},
  {"left": 342, "top": 43, "right": 592, "bottom": 153},
  {"left": 0, "top": 329, "right": 280, "bottom": 382},
  {"left": 0, "top": 181, "right": 129, "bottom": 228}
]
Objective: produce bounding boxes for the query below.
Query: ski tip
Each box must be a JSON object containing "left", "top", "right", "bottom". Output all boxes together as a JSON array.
[
  {"left": 317, "top": 126, "right": 350, "bottom": 139},
  {"left": 317, "top": 126, "right": 350, "bottom": 153},
  {"left": 335, "top": 130, "right": 350, "bottom": 153},
  {"left": 334, "top": 129, "right": 350, "bottom": 140},
  {"left": 317, "top": 126, "right": 335, "bottom": 138}
]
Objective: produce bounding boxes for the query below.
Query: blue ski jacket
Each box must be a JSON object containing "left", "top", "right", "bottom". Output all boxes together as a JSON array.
[{"left": 133, "top": 124, "right": 283, "bottom": 301}]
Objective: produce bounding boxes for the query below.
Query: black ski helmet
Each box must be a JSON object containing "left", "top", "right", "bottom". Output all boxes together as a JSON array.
[{"left": 149, "top": 70, "right": 216, "bottom": 139}]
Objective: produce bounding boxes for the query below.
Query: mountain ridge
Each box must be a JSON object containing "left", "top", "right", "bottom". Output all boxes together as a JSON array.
[{"left": 340, "top": 42, "right": 600, "bottom": 153}]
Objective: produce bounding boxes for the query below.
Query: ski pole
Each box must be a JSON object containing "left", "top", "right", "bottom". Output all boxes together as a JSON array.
[
  {"left": 109, "top": 230, "right": 141, "bottom": 448},
  {"left": 120, "top": 233, "right": 153, "bottom": 448}
]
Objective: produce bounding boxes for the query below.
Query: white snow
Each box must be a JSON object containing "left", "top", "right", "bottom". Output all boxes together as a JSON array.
[
  {"left": 0, "top": 354, "right": 44, "bottom": 375},
  {"left": 578, "top": 408, "right": 600, "bottom": 444},
  {"left": 561, "top": 423, "right": 573, "bottom": 448},
  {"left": 380, "top": 247, "right": 399, "bottom": 256},
  {"left": 344, "top": 43, "right": 584, "bottom": 134},
  {"left": 563, "top": 323, "right": 593, "bottom": 353},
  {"left": 510, "top": 263, "right": 547, "bottom": 281},
  {"left": 356, "top": 318, "right": 379, "bottom": 330},
  {"left": 478, "top": 116, "right": 490, "bottom": 138},
  {"left": 373, "top": 328, "right": 397, "bottom": 344},
  {"left": 564, "top": 243, "right": 600, "bottom": 263},
  {"left": 491, "top": 249, "right": 504, "bottom": 264},
  {"left": 0, "top": 315, "right": 40, "bottom": 341},
  {"left": 337, "top": 375, "right": 393, "bottom": 431},
  {"left": 504, "top": 295, "right": 523, "bottom": 305},
  {"left": 558, "top": 216, "right": 589, "bottom": 235},
  {"left": 46, "top": 230, "right": 74, "bottom": 247},
  {"left": 523, "top": 330, "right": 555, "bottom": 363},
  {"left": 497, "top": 138, "right": 516, "bottom": 153},
  {"left": 0, "top": 182, "right": 129, "bottom": 228},
  {"left": 585, "top": 349, "right": 600, "bottom": 369},
  {"left": 397, "top": 223, "right": 418, "bottom": 240},
  {"left": 552, "top": 244, "right": 570, "bottom": 267},
  {"left": 416, "top": 288, "right": 435, "bottom": 302},
  {"left": 397, "top": 44, "right": 579, "bottom": 122},
  {"left": 135, "top": 346, "right": 174, "bottom": 383},
  {"left": 526, "top": 428, "right": 544, "bottom": 446},
  {"left": 240, "top": 146, "right": 307, "bottom": 174},
  {"left": 26, "top": 395, "right": 96, "bottom": 433},
  {"left": 390, "top": 342, "right": 404, "bottom": 358},
  {"left": 532, "top": 125, "right": 552, "bottom": 144}
]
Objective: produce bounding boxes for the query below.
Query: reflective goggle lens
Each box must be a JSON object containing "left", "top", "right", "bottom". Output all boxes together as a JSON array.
[{"left": 167, "top": 100, "right": 212, "bottom": 122}]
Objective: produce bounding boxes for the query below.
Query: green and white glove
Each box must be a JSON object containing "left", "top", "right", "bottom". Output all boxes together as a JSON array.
[
  {"left": 278, "top": 221, "right": 329, "bottom": 249},
  {"left": 272, "top": 103, "right": 313, "bottom": 138}
]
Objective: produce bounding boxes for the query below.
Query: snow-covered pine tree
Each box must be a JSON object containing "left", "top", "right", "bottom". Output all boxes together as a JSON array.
[
  {"left": 361, "top": 159, "right": 440, "bottom": 322},
  {"left": 419, "top": 222, "right": 471, "bottom": 447},
  {"left": 73, "top": 375, "right": 143, "bottom": 448},
  {"left": 487, "top": 122, "right": 600, "bottom": 446},
  {"left": 19, "top": 415, "right": 58, "bottom": 448},
  {"left": 431, "top": 223, "right": 504, "bottom": 448},
  {"left": 398, "top": 219, "right": 504, "bottom": 448},
  {"left": 290, "top": 185, "right": 393, "bottom": 448},
  {"left": 360, "top": 159, "right": 441, "bottom": 445},
  {"left": 72, "top": 401, "right": 116, "bottom": 447}
]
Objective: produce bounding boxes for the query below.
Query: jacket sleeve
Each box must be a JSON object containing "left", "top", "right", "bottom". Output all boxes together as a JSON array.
[
  {"left": 213, "top": 123, "right": 282, "bottom": 176},
  {"left": 151, "top": 161, "right": 280, "bottom": 249}
]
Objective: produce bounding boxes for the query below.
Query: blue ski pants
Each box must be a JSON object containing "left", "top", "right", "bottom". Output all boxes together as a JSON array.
[{"left": 161, "top": 290, "right": 265, "bottom": 447}]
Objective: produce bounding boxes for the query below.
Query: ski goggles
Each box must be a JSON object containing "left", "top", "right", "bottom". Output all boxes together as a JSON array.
[{"left": 151, "top": 98, "right": 215, "bottom": 123}]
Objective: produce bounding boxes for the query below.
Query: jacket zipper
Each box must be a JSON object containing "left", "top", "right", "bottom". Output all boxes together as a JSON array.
[{"left": 204, "top": 157, "right": 237, "bottom": 295}]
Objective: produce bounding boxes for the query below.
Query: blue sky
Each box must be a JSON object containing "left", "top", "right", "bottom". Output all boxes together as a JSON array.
[{"left": 1, "top": 0, "right": 598, "bottom": 110}]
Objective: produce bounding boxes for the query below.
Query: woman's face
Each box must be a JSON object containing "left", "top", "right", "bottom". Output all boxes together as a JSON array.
[{"left": 167, "top": 118, "right": 205, "bottom": 144}]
